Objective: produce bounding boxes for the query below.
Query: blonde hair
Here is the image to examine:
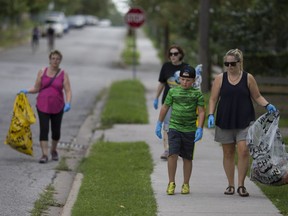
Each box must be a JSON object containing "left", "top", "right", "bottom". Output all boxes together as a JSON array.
[{"left": 224, "top": 48, "right": 243, "bottom": 71}]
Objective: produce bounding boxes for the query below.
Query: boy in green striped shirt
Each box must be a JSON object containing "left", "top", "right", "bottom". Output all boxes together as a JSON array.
[{"left": 155, "top": 65, "right": 205, "bottom": 195}]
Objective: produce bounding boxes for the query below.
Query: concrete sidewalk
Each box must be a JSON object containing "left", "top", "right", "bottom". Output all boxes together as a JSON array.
[
  {"left": 62, "top": 29, "right": 282, "bottom": 216},
  {"left": 100, "top": 29, "right": 282, "bottom": 216}
]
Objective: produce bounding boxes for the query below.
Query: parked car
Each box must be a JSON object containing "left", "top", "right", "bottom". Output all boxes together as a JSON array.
[
  {"left": 84, "top": 15, "right": 99, "bottom": 26},
  {"left": 98, "top": 19, "right": 112, "bottom": 27},
  {"left": 67, "top": 15, "right": 86, "bottom": 28},
  {"left": 41, "top": 17, "right": 64, "bottom": 37},
  {"left": 61, "top": 17, "right": 70, "bottom": 33},
  {"left": 40, "top": 11, "right": 68, "bottom": 37}
]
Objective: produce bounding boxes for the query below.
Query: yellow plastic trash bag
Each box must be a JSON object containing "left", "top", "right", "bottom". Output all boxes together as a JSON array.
[{"left": 5, "top": 93, "right": 36, "bottom": 156}]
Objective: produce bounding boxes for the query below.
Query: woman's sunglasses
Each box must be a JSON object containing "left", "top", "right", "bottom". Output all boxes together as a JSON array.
[
  {"left": 224, "top": 61, "right": 238, "bottom": 67},
  {"left": 169, "top": 52, "right": 179, "bottom": 57}
]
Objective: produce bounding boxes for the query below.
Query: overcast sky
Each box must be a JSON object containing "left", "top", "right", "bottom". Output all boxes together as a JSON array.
[{"left": 112, "top": 0, "right": 130, "bottom": 14}]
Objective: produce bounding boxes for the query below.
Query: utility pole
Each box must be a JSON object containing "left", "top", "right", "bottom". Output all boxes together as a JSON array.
[{"left": 198, "top": 0, "right": 210, "bottom": 93}]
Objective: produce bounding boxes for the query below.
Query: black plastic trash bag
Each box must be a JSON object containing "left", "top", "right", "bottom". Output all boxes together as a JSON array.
[{"left": 247, "top": 111, "right": 288, "bottom": 186}]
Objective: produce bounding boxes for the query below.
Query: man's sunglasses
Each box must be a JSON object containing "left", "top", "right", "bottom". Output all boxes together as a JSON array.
[
  {"left": 169, "top": 52, "right": 179, "bottom": 57},
  {"left": 224, "top": 61, "right": 238, "bottom": 67}
]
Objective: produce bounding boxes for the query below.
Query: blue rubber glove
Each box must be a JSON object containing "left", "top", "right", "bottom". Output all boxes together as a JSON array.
[
  {"left": 155, "top": 121, "right": 163, "bottom": 139},
  {"left": 265, "top": 103, "right": 276, "bottom": 113},
  {"left": 64, "top": 103, "right": 71, "bottom": 112},
  {"left": 195, "top": 64, "right": 202, "bottom": 76},
  {"left": 208, "top": 114, "right": 215, "bottom": 128},
  {"left": 18, "top": 89, "right": 28, "bottom": 94},
  {"left": 153, "top": 98, "right": 158, "bottom": 110},
  {"left": 194, "top": 127, "right": 203, "bottom": 142}
]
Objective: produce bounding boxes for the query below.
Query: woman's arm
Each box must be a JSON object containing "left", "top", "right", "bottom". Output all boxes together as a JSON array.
[
  {"left": 248, "top": 73, "right": 269, "bottom": 107},
  {"left": 208, "top": 74, "right": 222, "bottom": 115},
  {"left": 63, "top": 72, "right": 72, "bottom": 104},
  {"left": 155, "top": 82, "right": 165, "bottom": 99},
  {"left": 27, "top": 69, "right": 44, "bottom": 93}
]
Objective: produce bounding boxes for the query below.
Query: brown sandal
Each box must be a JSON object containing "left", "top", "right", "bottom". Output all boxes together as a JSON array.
[
  {"left": 224, "top": 186, "right": 235, "bottom": 195},
  {"left": 39, "top": 155, "right": 48, "bottom": 164},
  {"left": 237, "top": 186, "right": 249, "bottom": 197}
]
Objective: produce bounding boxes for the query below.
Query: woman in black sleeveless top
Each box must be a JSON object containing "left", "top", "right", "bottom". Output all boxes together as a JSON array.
[{"left": 207, "top": 49, "right": 276, "bottom": 197}]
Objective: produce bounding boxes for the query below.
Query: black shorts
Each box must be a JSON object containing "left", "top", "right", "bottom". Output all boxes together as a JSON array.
[{"left": 168, "top": 129, "right": 196, "bottom": 160}]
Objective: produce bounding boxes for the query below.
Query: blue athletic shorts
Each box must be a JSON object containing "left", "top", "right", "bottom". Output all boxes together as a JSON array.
[{"left": 167, "top": 128, "right": 196, "bottom": 160}]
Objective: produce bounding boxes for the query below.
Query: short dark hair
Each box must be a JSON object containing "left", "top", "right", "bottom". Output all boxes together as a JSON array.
[
  {"left": 49, "top": 49, "right": 63, "bottom": 60},
  {"left": 167, "top": 45, "right": 185, "bottom": 61}
]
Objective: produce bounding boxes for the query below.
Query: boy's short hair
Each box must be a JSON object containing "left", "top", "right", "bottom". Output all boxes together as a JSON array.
[{"left": 180, "top": 65, "right": 196, "bottom": 78}]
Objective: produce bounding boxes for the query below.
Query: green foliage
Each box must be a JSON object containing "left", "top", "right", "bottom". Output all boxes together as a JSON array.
[
  {"left": 55, "top": 157, "right": 71, "bottom": 171},
  {"left": 30, "top": 184, "right": 60, "bottom": 216},
  {"left": 244, "top": 52, "right": 288, "bottom": 76},
  {"left": 101, "top": 79, "right": 148, "bottom": 127},
  {"left": 0, "top": 24, "right": 32, "bottom": 47},
  {"left": 283, "top": 136, "right": 288, "bottom": 143},
  {"left": 73, "top": 141, "right": 157, "bottom": 216},
  {"left": 0, "top": 0, "right": 28, "bottom": 21},
  {"left": 131, "top": 0, "right": 288, "bottom": 77},
  {"left": 121, "top": 34, "right": 140, "bottom": 65}
]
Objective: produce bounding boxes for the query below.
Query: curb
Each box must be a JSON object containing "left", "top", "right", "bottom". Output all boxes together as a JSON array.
[{"left": 60, "top": 173, "right": 83, "bottom": 216}]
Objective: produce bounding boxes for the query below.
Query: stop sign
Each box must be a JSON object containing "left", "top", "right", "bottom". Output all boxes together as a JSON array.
[{"left": 125, "top": 7, "right": 145, "bottom": 28}]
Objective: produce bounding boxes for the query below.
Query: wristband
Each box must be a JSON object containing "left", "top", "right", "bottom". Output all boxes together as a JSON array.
[{"left": 264, "top": 103, "right": 270, "bottom": 108}]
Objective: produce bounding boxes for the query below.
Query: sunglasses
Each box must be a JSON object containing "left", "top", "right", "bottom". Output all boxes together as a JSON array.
[
  {"left": 169, "top": 52, "right": 179, "bottom": 57},
  {"left": 224, "top": 61, "right": 238, "bottom": 67}
]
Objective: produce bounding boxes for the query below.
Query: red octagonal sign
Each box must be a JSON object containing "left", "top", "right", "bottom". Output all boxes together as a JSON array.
[{"left": 125, "top": 7, "right": 145, "bottom": 28}]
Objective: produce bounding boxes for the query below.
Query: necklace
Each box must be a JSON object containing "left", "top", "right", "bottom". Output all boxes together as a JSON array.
[{"left": 228, "top": 71, "right": 242, "bottom": 83}]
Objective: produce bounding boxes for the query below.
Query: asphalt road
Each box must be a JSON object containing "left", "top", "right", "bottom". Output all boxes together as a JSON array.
[{"left": 0, "top": 25, "right": 131, "bottom": 216}]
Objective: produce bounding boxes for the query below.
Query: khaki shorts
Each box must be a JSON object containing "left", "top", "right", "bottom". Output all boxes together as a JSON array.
[{"left": 214, "top": 126, "right": 249, "bottom": 144}]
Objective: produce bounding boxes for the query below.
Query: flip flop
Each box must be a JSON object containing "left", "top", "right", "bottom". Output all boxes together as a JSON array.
[
  {"left": 237, "top": 186, "right": 249, "bottom": 197},
  {"left": 224, "top": 186, "right": 235, "bottom": 195}
]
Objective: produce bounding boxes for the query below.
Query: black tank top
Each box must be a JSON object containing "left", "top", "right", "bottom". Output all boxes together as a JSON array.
[{"left": 216, "top": 72, "right": 255, "bottom": 129}]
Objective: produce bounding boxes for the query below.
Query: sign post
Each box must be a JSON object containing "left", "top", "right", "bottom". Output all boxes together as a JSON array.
[{"left": 125, "top": 7, "right": 145, "bottom": 79}]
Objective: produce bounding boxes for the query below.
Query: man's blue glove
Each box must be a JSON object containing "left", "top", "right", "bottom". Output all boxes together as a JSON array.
[
  {"left": 155, "top": 121, "right": 163, "bottom": 139},
  {"left": 153, "top": 99, "right": 158, "bottom": 110},
  {"left": 265, "top": 103, "right": 276, "bottom": 113},
  {"left": 194, "top": 127, "right": 203, "bottom": 142},
  {"left": 18, "top": 89, "right": 28, "bottom": 94},
  {"left": 208, "top": 114, "right": 214, "bottom": 128},
  {"left": 64, "top": 103, "right": 71, "bottom": 112}
]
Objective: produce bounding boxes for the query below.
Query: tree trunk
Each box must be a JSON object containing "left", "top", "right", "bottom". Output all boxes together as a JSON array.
[{"left": 198, "top": 0, "right": 210, "bottom": 93}]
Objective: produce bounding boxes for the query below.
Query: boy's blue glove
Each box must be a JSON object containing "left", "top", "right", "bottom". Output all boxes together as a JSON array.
[
  {"left": 265, "top": 104, "right": 276, "bottom": 113},
  {"left": 18, "top": 89, "right": 28, "bottom": 94},
  {"left": 153, "top": 99, "right": 158, "bottom": 110},
  {"left": 64, "top": 103, "right": 71, "bottom": 112},
  {"left": 208, "top": 114, "right": 214, "bottom": 128},
  {"left": 155, "top": 121, "right": 163, "bottom": 139},
  {"left": 194, "top": 127, "right": 203, "bottom": 142}
]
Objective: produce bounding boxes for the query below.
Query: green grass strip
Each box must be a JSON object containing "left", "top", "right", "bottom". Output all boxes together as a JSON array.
[
  {"left": 101, "top": 79, "right": 148, "bottom": 127},
  {"left": 121, "top": 35, "right": 140, "bottom": 65},
  {"left": 257, "top": 184, "right": 288, "bottom": 216},
  {"left": 72, "top": 141, "right": 157, "bottom": 216}
]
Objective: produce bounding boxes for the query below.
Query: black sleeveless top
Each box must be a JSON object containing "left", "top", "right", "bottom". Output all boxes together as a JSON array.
[{"left": 216, "top": 72, "right": 255, "bottom": 129}]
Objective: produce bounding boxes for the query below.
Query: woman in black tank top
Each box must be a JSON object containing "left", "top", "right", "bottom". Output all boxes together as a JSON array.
[{"left": 207, "top": 49, "right": 277, "bottom": 197}]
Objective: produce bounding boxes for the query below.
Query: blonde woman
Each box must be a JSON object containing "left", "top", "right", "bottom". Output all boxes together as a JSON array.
[{"left": 208, "top": 49, "right": 276, "bottom": 196}]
